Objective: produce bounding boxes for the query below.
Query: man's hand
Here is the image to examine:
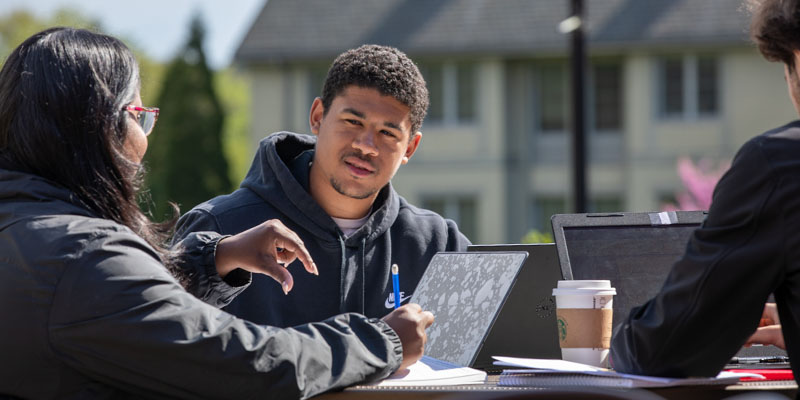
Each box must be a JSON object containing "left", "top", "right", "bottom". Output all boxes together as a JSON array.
[
  {"left": 215, "top": 219, "right": 317, "bottom": 294},
  {"left": 382, "top": 304, "right": 435, "bottom": 371},
  {"left": 745, "top": 303, "right": 785, "bottom": 350}
]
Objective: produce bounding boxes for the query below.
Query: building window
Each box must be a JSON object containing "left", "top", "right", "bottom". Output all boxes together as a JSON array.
[
  {"left": 419, "top": 62, "right": 477, "bottom": 126},
  {"left": 662, "top": 58, "right": 684, "bottom": 116},
  {"left": 422, "top": 64, "right": 444, "bottom": 122},
  {"left": 457, "top": 64, "right": 476, "bottom": 121},
  {"left": 530, "top": 196, "right": 567, "bottom": 233},
  {"left": 538, "top": 64, "right": 567, "bottom": 132},
  {"left": 658, "top": 55, "right": 719, "bottom": 119},
  {"left": 535, "top": 61, "right": 622, "bottom": 133},
  {"left": 422, "top": 196, "right": 477, "bottom": 241},
  {"left": 307, "top": 66, "right": 328, "bottom": 103},
  {"left": 592, "top": 63, "right": 622, "bottom": 131},
  {"left": 697, "top": 57, "right": 718, "bottom": 115}
]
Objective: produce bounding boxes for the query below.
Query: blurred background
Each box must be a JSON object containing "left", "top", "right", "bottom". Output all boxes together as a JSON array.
[{"left": 0, "top": 0, "right": 793, "bottom": 245}]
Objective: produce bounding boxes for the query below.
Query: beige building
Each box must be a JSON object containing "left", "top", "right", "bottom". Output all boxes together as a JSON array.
[{"left": 234, "top": 0, "right": 796, "bottom": 244}]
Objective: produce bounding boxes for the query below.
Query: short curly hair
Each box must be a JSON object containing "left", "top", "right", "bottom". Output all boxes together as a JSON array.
[
  {"left": 749, "top": 0, "right": 800, "bottom": 68},
  {"left": 321, "top": 44, "right": 428, "bottom": 135}
]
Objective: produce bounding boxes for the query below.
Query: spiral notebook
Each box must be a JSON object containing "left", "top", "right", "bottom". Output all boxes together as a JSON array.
[
  {"left": 497, "top": 371, "right": 745, "bottom": 388},
  {"left": 372, "top": 356, "right": 486, "bottom": 386}
]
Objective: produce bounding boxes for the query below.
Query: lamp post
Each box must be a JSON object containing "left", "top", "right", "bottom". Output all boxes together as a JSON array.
[{"left": 560, "top": 0, "right": 587, "bottom": 213}]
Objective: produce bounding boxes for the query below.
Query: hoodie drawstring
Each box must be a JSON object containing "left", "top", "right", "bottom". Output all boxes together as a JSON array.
[
  {"left": 338, "top": 237, "right": 347, "bottom": 314},
  {"left": 338, "top": 236, "right": 368, "bottom": 315},
  {"left": 360, "top": 237, "right": 367, "bottom": 315}
]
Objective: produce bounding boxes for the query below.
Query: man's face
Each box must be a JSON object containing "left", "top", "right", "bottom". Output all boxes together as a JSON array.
[{"left": 309, "top": 86, "right": 420, "bottom": 201}]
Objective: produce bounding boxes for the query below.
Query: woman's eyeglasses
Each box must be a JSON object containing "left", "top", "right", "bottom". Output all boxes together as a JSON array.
[{"left": 124, "top": 105, "right": 159, "bottom": 136}]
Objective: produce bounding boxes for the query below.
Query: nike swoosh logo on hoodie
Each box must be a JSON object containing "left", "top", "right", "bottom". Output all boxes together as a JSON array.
[{"left": 384, "top": 292, "right": 411, "bottom": 309}]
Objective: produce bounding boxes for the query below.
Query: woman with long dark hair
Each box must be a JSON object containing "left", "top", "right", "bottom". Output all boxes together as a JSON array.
[{"left": 0, "top": 27, "right": 432, "bottom": 399}]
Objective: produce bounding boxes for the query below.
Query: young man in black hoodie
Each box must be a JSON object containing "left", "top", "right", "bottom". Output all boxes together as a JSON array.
[{"left": 174, "top": 44, "right": 471, "bottom": 327}]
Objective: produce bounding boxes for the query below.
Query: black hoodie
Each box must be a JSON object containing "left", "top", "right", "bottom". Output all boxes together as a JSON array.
[{"left": 174, "top": 131, "right": 471, "bottom": 327}]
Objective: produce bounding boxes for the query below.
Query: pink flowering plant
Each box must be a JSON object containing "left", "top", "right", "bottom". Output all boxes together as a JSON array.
[{"left": 662, "top": 157, "right": 730, "bottom": 211}]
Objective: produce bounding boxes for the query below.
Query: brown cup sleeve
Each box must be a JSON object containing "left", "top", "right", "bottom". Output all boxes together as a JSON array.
[{"left": 556, "top": 308, "right": 613, "bottom": 349}]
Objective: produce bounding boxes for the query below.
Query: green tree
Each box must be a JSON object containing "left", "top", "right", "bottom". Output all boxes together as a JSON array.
[
  {"left": 214, "top": 67, "right": 252, "bottom": 184},
  {"left": 0, "top": 9, "right": 100, "bottom": 61},
  {"left": 144, "top": 15, "right": 230, "bottom": 219},
  {"left": 521, "top": 229, "right": 553, "bottom": 244},
  {"left": 0, "top": 9, "right": 163, "bottom": 104}
]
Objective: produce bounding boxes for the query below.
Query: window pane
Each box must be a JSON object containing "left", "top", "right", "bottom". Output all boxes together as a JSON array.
[
  {"left": 532, "top": 196, "right": 566, "bottom": 233},
  {"left": 456, "top": 63, "right": 476, "bottom": 122},
  {"left": 421, "top": 197, "right": 445, "bottom": 216},
  {"left": 419, "top": 63, "right": 444, "bottom": 122},
  {"left": 457, "top": 197, "right": 477, "bottom": 241},
  {"left": 662, "top": 59, "right": 683, "bottom": 116},
  {"left": 697, "top": 57, "right": 718, "bottom": 115},
  {"left": 421, "top": 196, "right": 477, "bottom": 242},
  {"left": 539, "top": 64, "right": 566, "bottom": 132},
  {"left": 593, "top": 63, "right": 622, "bottom": 131},
  {"left": 308, "top": 66, "right": 328, "bottom": 103}
]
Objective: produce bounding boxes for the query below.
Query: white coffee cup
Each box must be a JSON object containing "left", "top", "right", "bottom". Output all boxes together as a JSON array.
[{"left": 552, "top": 280, "right": 616, "bottom": 368}]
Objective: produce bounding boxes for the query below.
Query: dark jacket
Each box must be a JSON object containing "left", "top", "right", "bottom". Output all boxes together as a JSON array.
[
  {"left": 611, "top": 120, "right": 800, "bottom": 387},
  {"left": 174, "top": 132, "right": 470, "bottom": 327},
  {"left": 0, "top": 168, "right": 401, "bottom": 399}
]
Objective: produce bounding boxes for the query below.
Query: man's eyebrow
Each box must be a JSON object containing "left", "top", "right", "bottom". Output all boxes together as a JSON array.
[
  {"left": 342, "top": 107, "right": 402, "bottom": 131},
  {"left": 383, "top": 121, "right": 401, "bottom": 131},
  {"left": 342, "top": 108, "right": 365, "bottom": 118}
]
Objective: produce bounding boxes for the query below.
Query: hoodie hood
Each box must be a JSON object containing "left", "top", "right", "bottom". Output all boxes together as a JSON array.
[
  {"left": 0, "top": 168, "right": 93, "bottom": 230},
  {"left": 240, "top": 132, "right": 399, "bottom": 245}
]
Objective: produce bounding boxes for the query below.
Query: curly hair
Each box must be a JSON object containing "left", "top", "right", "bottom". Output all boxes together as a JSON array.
[
  {"left": 321, "top": 44, "right": 429, "bottom": 134},
  {"left": 749, "top": 0, "right": 800, "bottom": 68}
]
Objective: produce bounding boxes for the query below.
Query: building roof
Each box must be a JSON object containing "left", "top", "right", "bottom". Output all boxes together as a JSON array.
[{"left": 235, "top": 0, "right": 752, "bottom": 64}]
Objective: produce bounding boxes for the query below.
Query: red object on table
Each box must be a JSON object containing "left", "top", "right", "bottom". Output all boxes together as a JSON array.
[{"left": 725, "top": 369, "right": 794, "bottom": 381}]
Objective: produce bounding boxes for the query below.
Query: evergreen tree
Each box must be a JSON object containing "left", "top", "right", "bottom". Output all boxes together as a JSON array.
[{"left": 145, "top": 15, "right": 230, "bottom": 219}]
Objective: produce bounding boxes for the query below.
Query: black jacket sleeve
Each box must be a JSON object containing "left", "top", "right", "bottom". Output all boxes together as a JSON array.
[
  {"left": 48, "top": 225, "right": 402, "bottom": 399},
  {"left": 173, "top": 230, "right": 252, "bottom": 308},
  {"left": 171, "top": 208, "right": 255, "bottom": 307},
  {"left": 174, "top": 207, "right": 225, "bottom": 242},
  {"left": 611, "top": 136, "right": 786, "bottom": 377}
]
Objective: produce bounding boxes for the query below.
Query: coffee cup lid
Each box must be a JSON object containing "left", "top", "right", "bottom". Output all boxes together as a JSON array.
[
  {"left": 557, "top": 280, "right": 612, "bottom": 289},
  {"left": 552, "top": 288, "right": 617, "bottom": 296},
  {"left": 553, "top": 280, "right": 616, "bottom": 296}
]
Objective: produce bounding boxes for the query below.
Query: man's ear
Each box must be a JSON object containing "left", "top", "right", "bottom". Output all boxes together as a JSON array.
[
  {"left": 401, "top": 131, "right": 422, "bottom": 164},
  {"left": 309, "top": 97, "right": 324, "bottom": 135},
  {"left": 792, "top": 50, "right": 800, "bottom": 77}
]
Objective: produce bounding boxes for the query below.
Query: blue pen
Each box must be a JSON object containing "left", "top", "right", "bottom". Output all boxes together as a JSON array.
[{"left": 391, "top": 263, "right": 401, "bottom": 309}]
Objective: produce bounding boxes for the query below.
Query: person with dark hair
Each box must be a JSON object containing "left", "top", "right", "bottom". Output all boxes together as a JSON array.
[
  {"left": 610, "top": 0, "right": 800, "bottom": 386},
  {"left": 0, "top": 28, "right": 434, "bottom": 399},
  {"left": 174, "top": 44, "right": 470, "bottom": 328}
]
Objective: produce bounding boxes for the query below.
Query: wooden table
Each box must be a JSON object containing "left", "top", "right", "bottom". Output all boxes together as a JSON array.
[{"left": 315, "top": 375, "right": 797, "bottom": 399}]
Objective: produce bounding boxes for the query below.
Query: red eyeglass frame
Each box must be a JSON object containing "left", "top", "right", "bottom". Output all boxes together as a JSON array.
[{"left": 124, "top": 105, "right": 160, "bottom": 135}]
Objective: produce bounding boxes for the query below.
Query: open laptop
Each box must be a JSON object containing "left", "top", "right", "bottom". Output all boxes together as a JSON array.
[
  {"left": 551, "top": 210, "right": 787, "bottom": 365},
  {"left": 409, "top": 251, "right": 527, "bottom": 368},
  {"left": 467, "top": 244, "right": 563, "bottom": 370}
]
